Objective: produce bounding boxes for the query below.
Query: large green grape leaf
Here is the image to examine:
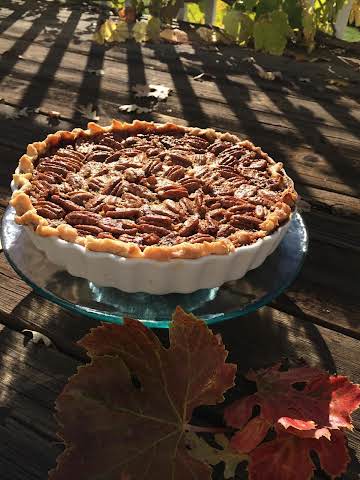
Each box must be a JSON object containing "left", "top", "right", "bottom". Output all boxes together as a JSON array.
[
  {"left": 283, "top": 0, "right": 303, "bottom": 28},
  {"left": 256, "top": 0, "right": 282, "bottom": 17},
  {"left": 243, "top": 0, "right": 258, "bottom": 10},
  {"left": 185, "top": 2, "right": 205, "bottom": 24},
  {"left": 253, "top": 10, "right": 292, "bottom": 55},
  {"left": 223, "top": 10, "right": 254, "bottom": 44},
  {"left": 214, "top": 0, "right": 231, "bottom": 28},
  {"left": 132, "top": 16, "right": 161, "bottom": 42}
]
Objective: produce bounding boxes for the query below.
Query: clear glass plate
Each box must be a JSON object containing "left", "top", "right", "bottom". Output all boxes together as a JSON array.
[{"left": 1, "top": 206, "right": 308, "bottom": 328}]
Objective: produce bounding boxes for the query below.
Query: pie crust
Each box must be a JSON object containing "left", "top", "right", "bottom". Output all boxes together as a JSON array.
[{"left": 11, "top": 120, "right": 297, "bottom": 262}]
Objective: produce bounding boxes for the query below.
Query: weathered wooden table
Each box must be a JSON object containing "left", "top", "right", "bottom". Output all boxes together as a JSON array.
[{"left": 0, "top": 1, "right": 359, "bottom": 478}]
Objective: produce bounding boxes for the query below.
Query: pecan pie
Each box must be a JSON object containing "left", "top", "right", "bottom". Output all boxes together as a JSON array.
[{"left": 11, "top": 120, "right": 297, "bottom": 262}]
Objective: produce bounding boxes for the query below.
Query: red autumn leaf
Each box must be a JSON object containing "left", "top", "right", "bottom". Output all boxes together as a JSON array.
[
  {"left": 224, "top": 363, "right": 360, "bottom": 437},
  {"left": 49, "top": 307, "right": 236, "bottom": 480},
  {"left": 304, "top": 374, "right": 360, "bottom": 430},
  {"left": 230, "top": 416, "right": 270, "bottom": 453},
  {"left": 248, "top": 428, "right": 350, "bottom": 480}
]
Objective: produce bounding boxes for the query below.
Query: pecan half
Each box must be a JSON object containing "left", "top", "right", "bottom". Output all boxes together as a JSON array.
[
  {"left": 167, "top": 150, "right": 193, "bottom": 167},
  {"left": 102, "top": 178, "right": 123, "bottom": 196},
  {"left": 137, "top": 223, "right": 171, "bottom": 237},
  {"left": 178, "top": 177, "right": 203, "bottom": 193},
  {"left": 36, "top": 201, "right": 65, "bottom": 219},
  {"left": 99, "top": 218, "right": 138, "bottom": 236},
  {"left": 86, "top": 151, "right": 111, "bottom": 163},
  {"left": 106, "top": 208, "right": 141, "bottom": 219},
  {"left": 51, "top": 195, "right": 84, "bottom": 212},
  {"left": 126, "top": 183, "right": 156, "bottom": 200},
  {"left": 144, "top": 159, "right": 163, "bottom": 176},
  {"left": 138, "top": 214, "right": 173, "bottom": 229},
  {"left": 207, "top": 140, "right": 233, "bottom": 155},
  {"left": 75, "top": 224, "right": 103, "bottom": 236},
  {"left": 165, "top": 165, "right": 186, "bottom": 181},
  {"left": 141, "top": 233, "right": 161, "bottom": 246},
  {"left": 188, "top": 233, "right": 214, "bottom": 243},
  {"left": 65, "top": 211, "right": 102, "bottom": 226},
  {"left": 157, "top": 185, "right": 188, "bottom": 201},
  {"left": 217, "top": 224, "right": 236, "bottom": 237},
  {"left": 178, "top": 216, "right": 199, "bottom": 236},
  {"left": 69, "top": 191, "right": 94, "bottom": 205},
  {"left": 229, "top": 214, "right": 262, "bottom": 229}
]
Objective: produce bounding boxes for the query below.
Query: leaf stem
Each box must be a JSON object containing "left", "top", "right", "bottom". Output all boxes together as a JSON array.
[{"left": 185, "top": 424, "right": 229, "bottom": 433}]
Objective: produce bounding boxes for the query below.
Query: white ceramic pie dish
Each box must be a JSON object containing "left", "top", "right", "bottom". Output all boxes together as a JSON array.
[{"left": 23, "top": 216, "right": 291, "bottom": 294}]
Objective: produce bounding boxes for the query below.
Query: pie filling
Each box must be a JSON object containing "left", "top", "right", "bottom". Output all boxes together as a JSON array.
[{"left": 26, "top": 129, "right": 295, "bottom": 250}]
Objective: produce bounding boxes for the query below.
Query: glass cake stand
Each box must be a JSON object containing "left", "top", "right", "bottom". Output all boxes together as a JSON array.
[{"left": 1, "top": 206, "right": 308, "bottom": 328}]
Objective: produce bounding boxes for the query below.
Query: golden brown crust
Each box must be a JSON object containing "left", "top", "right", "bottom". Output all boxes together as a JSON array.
[{"left": 11, "top": 120, "right": 297, "bottom": 260}]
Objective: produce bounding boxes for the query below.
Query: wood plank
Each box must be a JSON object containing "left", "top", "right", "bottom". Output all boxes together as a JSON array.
[
  {"left": 1, "top": 11, "right": 359, "bottom": 109},
  {"left": 296, "top": 185, "right": 360, "bottom": 218},
  {"left": 0, "top": 418, "right": 60, "bottom": 480},
  {"left": 0, "top": 89, "right": 359, "bottom": 199},
  {"left": 0, "top": 36, "right": 359, "bottom": 146},
  {"left": 273, "top": 239, "right": 360, "bottom": 338}
]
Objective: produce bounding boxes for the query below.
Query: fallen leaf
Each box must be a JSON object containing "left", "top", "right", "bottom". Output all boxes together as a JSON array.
[
  {"left": 241, "top": 56, "right": 256, "bottom": 64},
  {"left": 133, "top": 17, "right": 160, "bottom": 43},
  {"left": 160, "top": 28, "right": 189, "bottom": 44},
  {"left": 299, "top": 77, "right": 311, "bottom": 83},
  {"left": 22, "top": 329, "right": 52, "bottom": 347},
  {"left": 254, "top": 64, "right": 282, "bottom": 81},
  {"left": 93, "top": 19, "right": 129, "bottom": 44},
  {"left": 197, "top": 27, "right": 231, "bottom": 45},
  {"left": 85, "top": 68, "right": 105, "bottom": 76},
  {"left": 49, "top": 307, "right": 236, "bottom": 480},
  {"left": 230, "top": 416, "right": 270, "bottom": 453},
  {"left": 248, "top": 429, "right": 350, "bottom": 480},
  {"left": 133, "top": 83, "right": 171, "bottom": 100},
  {"left": 185, "top": 432, "right": 248, "bottom": 479},
  {"left": 193, "top": 72, "right": 215, "bottom": 82},
  {"left": 309, "top": 56, "right": 330, "bottom": 63},
  {"left": 225, "top": 364, "right": 360, "bottom": 442},
  {"left": 326, "top": 78, "right": 350, "bottom": 88},
  {"left": 119, "top": 104, "right": 152, "bottom": 114}
]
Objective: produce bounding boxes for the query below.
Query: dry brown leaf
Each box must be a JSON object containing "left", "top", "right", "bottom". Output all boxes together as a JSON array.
[
  {"left": 160, "top": 28, "right": 189, "bottom": 44},
  {"left": 193, "top": 73, "right": 215, "bottom": 82},
  {"left": 133, "top": 83, "right": 171, "bottom": 100},
  {"left": 326, "top": 78, "right": 350, "bottom": 88},
  {"left": 254, "top": 64, "right": 282, "bottom": 81},
  {"left": 49, "top": 308, "right": 236, "bottom": 480}
]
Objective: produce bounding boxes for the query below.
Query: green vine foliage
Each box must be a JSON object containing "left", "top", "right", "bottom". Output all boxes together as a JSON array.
[{"left": 97, "top": 0, "right": 347, "bottom": 55}]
